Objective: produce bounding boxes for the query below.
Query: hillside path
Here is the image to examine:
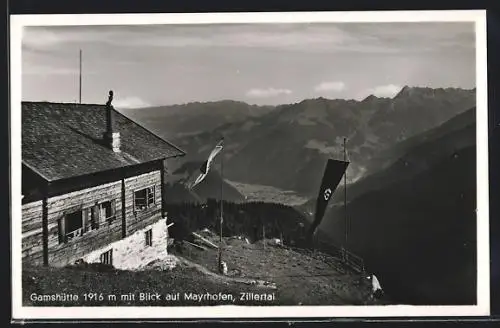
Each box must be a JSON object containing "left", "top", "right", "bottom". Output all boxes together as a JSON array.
[{"left": 175, "top": 255, "right": 277, "bottom": 289}]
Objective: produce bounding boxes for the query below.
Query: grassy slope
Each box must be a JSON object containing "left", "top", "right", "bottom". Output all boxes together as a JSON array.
[
  {"left": 23, "top": 264, "right": 275, "bottom": 306},
  {"left": 22, "top": 235, "right": 386, "bottom": 306},
  {"left": 171, "top": 235, "right": 388, "bottom": 305}
]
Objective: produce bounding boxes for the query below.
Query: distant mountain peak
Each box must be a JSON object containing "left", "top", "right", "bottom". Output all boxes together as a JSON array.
[
  {"left": 298, "top": 97, "right": 355, "bottom": 106},
  {"left": 299, "top": 97, "right": 328, "bottom": 103},
  {"left": 362, "top": 94, "right": 380, "bottom": 102},
  {"left": 393, "top": 85, "right": 411, "bottom": 99},
  {"left": 393, "top": 85, "right": 475, "bottom": 100}
]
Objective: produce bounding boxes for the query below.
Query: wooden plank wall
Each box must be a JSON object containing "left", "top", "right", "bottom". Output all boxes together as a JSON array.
[
  {"left": 21, "top": 168, "right": 163, "bottom": 267},
  {"left": 21, "top": 200, "right": 44, "bottom": 265},
  {"left": 21, "top": 169, "right": 164, "bottom": 267},
  {"left": 46, "top": 180, "right": 123, "bottom": 266}
]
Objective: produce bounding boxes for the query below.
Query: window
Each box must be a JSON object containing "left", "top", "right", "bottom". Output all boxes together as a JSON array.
[
  {"left": 100, "top": 249, "right": 113, "bottom": 265},
  {"left": 58, "top": 208, "right": 94, "bottom": 244},
  {"left": 145, "top": 229, "right": 153, "bottom": 247},
  {"left": 58, "top": 199, "right": 117, "bottom": 244},
  {"left": 134, "top": 186, "right": 156, "bottom": 211},
  {"left": 100, "top": 200, "right": 116, "bottom": 225},
  {"left": 59, "top": 210, "right": 84, "bottom": 243},
  {"left": 90, "top": 205, "right": 100, "bottom": 230}
]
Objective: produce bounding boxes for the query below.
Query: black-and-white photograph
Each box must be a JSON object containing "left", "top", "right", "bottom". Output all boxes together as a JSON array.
[{"left": 11, "top": 10, "right": 489, "bottom": 319}]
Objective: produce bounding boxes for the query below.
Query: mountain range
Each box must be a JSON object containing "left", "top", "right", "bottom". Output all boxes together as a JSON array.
[
  {"left": 314, "top": 106, "right": 477, "bottom": 207},
  {"left": 119, "top": 85, "right": 478, "bottom": 305},
  {"left": 120, "top": 86, "right": 476, "bottom": 199},
  {"left": 311, "top": 106, "right": 477, "bottom": 305},
  {"left": 118, "top": 100, "right": 274, "bottom": 139}
]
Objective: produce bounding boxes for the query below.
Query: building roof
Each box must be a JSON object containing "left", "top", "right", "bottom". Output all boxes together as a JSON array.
[{"left": 22, "top": 101, "right": 185, "bottom": 182}]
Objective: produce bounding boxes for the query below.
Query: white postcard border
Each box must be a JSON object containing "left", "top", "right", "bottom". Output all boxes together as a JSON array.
[{"left": 10, "top": 10, "right": 490, "bottom": 320}]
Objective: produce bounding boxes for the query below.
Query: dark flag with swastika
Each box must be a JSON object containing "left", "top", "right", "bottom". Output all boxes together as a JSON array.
[{"left": 307, "top": 158, "right": 349, "bottom": 242}]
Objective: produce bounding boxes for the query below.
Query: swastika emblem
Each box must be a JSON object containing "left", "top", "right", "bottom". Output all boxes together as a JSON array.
[{"left": 324, "top": 188, "right": 332, "bottom": 201}]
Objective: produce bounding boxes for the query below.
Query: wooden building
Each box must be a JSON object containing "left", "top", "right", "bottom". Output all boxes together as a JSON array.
[{"left": 21, "top": 92, "right": 185, "bottom": 267}]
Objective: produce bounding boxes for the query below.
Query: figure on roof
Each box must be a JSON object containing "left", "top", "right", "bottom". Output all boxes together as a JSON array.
[{"left": 106, "top": 90, "right": 114, "bottom": 107}]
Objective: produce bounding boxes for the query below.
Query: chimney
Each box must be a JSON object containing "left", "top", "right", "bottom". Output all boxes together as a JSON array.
[{"left": 103, "top": 90, "right": 121, "bottom": 153}]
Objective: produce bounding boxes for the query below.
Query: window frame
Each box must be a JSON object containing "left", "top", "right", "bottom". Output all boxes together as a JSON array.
[
  {"left": 133, "top": 185, "right": 156, "bottom": 212},
  {"left": 61, "top": 209, "right": 84, "bottom": 243},
  {"left": 145, "top": 229, "right": 153, "bottom": 247},
  {"left": 100, "top": 249, "right": 113, "bottom": 265},
  {"left": 58, "top": 198, "right": 118, "bottom": 244},
  {"left": 99, "top": 199, "right": 117, "bottom": 225}
]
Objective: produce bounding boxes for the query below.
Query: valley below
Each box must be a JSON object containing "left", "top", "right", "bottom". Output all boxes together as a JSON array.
[
  {"left": 117, "top": 86, "right": 479, "bottom": 306},
  {"left": 225, "top": 180, "right": 309, "bottom": 206}
]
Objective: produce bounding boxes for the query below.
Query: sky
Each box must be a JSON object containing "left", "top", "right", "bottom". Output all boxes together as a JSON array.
[{"left": 21, "top": 22, "right": 476, "bottom": 108}]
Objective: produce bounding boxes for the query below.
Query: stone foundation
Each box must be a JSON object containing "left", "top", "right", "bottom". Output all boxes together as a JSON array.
[{"left": 82, "top": 218, "right": 176, "bottom": 270}]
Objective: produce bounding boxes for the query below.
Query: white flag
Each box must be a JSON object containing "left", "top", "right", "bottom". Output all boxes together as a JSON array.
[{"left": 190, "top": 138, "right": 224, "bottom": 189}]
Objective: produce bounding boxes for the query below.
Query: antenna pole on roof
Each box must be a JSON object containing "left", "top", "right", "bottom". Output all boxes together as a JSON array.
[{"left": 79, "top": 49, "right": 82, "bottom": 104}]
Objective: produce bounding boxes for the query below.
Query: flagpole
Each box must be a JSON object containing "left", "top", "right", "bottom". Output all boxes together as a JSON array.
[
  {"left": 218, "top": 145, "right": 224, "bottom": 273},
  {"left": 344, "top": 137, "right": 348, "bottom": 257},
  {"left": 263, "top": 223, "right": 266, "bottom": 252}
]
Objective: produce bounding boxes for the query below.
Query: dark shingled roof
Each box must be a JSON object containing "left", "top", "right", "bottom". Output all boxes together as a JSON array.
[{"left": 22, "top": 101, "right": 185, "bottom": 181}]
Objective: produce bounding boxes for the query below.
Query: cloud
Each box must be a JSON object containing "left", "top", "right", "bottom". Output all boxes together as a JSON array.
[
  {"left": 366, "top": 84, "right": 402, "bottom": 98},
  {"left": 113, "top": 96, "right": 151, "bottom": 109},
  {"left": 22, "top": 64, "right": 79, "bottom": 76},
  {"left": 22, "top": 25, "right": 352, "bottom": 52},
  {"left": 22, "top": 22, "right": 474, "bottom": 55},
  {"left": 22, "top": 27, "right": 102, "bottom": 51},
  {"left": 314, "top": 81, "right": 346, "bottom": 93},
  {"left": 246, "top": 87, "right": 292, "bottom": 98},
  {"left": 305, "top": 139, "right": 339, "bottom": 155},
  {"left": 22, "top": 28, "right": 65, "bottom": 49}
]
